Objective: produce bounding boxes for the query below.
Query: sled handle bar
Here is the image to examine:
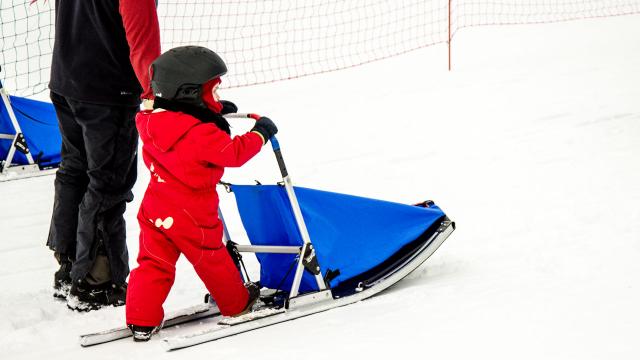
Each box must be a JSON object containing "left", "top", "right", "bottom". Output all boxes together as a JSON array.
[
  {"left": 223, "top": 113, "right": 285, "bottom": 174},
  {"left": 223, "top": 113, "right": 280, "bottom": 148}
]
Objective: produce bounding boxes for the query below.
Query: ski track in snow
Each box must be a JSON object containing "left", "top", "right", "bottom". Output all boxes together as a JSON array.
[{"left": 1, "top": 15, "right": 640, "bottom": 360}]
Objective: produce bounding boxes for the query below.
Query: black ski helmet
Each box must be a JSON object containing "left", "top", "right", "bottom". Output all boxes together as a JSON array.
[{"left": 150, "top": 46, "right": 227, "bottom": 107}]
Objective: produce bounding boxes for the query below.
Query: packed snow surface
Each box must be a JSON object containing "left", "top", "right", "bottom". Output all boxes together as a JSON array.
[{"left": 1, "top": 15, "right": 639, "bottom": 360}]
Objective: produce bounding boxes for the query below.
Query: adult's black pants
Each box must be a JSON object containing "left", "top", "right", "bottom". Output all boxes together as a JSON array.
[{"left": 47, "top": 91, "right": 139, "bottom": 286}]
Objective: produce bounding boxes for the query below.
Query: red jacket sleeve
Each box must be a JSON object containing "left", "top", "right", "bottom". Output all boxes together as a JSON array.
[
  {"left": 193, "top": 125, "right": 264, "bottom": 168},
  {"left": 119, "top": 0, "right": 162, "bottom": 99}
]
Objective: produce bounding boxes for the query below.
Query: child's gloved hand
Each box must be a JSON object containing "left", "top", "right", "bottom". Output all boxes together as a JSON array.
[
  {"left": 251, "top": 117, "right": 278, "bottom": 145},
  {"left": 220, "top": 100, "right": 238, "bottom": 115}
]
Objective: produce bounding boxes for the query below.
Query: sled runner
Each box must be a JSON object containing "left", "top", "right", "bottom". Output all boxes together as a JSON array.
[{"left": 79, "top": 114, "right": 455, "bottom": 349}]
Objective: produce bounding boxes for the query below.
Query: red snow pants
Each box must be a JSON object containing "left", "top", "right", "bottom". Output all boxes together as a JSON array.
[{"left": 126, "top": 193, "right": 248, "bottom": 327}]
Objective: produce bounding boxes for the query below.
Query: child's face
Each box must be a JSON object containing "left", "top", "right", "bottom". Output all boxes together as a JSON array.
[{"left": 211, "top": 82, "right": 220, "bottom": 102}]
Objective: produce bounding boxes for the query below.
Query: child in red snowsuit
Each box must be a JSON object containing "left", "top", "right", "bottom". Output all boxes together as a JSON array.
[{"left": 126, "top": 46, "right": 278, "bottom": 341}]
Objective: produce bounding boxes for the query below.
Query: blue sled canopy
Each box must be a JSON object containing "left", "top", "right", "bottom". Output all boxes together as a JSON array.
[
  {"left": 231, "top": 184, "right": 446, "bottom": 294},
  {"left": 0, "top": 95, "right": 61, "bottom": 167}
]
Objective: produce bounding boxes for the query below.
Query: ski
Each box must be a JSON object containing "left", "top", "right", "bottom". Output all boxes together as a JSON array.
[
  {"left": 217, "top": 307, "right": 286, "bottom": 326},
  {"left": 79, "top": 302, "right": 220, "bottom": 347}
]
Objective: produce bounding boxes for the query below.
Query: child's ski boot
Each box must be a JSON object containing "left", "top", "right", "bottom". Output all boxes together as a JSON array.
[
  {"left": 233, "top": 282, "right": 260, "bottom": 317},
  {"left": 128, "top": 325, "right": 158, "bottom": 342}
]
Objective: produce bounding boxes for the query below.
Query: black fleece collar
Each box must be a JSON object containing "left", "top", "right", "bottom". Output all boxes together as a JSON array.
[{"left": 153, "top": 97, "right": 231, "bottom": 135}]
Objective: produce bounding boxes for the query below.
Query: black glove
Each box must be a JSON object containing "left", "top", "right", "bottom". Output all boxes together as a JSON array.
[
  {"left": 220, "top": 100, "right": 238, "bottom": 115},
  {"left": 251, "top": 117, "right": 278, "bottom": 144}
]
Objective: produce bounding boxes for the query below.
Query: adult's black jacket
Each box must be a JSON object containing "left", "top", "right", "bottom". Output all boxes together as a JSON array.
[{"left": 49, "top": 0, "right": 161, "bottom": 106}]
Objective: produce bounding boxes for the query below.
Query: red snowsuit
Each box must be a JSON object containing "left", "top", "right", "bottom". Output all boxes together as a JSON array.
[{"left": 126, "top": 109, "right": 263, "bottom": 326}]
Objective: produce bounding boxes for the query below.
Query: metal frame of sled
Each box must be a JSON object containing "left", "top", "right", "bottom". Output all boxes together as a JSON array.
[
  {"left": 218, "top": 121, "right": 327, "bottom": 300},
  {"left": 166, "top": 218, "right": 454, "bottom": 350},
  {"left": 0, "top": 66, "right": 56, "bottom": 181}
]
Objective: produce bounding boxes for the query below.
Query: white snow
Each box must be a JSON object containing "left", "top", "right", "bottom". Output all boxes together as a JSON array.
[{"left": 1, "top": 15, "right": 640, "bottom": 360}]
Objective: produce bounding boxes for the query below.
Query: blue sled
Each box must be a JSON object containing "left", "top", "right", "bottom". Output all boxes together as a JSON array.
[
  {"left": 0, "top": 94, "right": 61, "bottom": 170},
  {"left": 232, "top": 184, "right": 454, "bottom": 298}
]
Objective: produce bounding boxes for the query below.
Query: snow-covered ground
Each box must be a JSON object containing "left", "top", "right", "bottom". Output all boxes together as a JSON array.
[{"left": 2, "top": 15, "right": 640, "bottom": 360}]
